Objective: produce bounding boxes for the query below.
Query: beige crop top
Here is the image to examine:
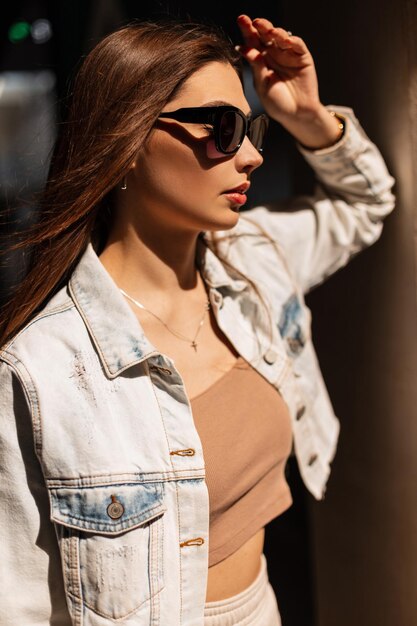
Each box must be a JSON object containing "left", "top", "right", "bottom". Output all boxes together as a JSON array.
[{"left": 190, "top": 356, "right": 293, "bottom": 568}]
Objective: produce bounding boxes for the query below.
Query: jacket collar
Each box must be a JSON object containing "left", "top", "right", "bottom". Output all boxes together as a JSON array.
[
  {"left": 69, "top": 239, "right": 246, "bottom": 377},
  {"left": 69, "top": 244, "right": 157, "bottom": 378},
  {"left": 197, "top": 233, "right": 248, "bottom": 292}
]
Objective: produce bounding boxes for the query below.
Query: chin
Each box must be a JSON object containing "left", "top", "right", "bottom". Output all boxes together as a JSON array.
[{"left": 204, "top": 210, "right": 240, "bottom": 233}]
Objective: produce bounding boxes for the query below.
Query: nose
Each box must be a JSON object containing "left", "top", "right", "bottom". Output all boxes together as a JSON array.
[{"left": 235, "top": 135, "right": 264, "bottom": 174}]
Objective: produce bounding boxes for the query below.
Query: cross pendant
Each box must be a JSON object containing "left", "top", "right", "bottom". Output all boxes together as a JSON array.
[{"left": 191, "top": 341, "right": 198, "bottom": 351}]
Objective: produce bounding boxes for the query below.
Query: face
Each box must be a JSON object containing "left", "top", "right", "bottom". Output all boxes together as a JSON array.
[{"left": 125, "top": 62, "right": 264, "bottom": 235}]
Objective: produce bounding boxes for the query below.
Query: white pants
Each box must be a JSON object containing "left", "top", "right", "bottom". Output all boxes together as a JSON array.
[{"left": 203, "top": 554, "right": 282, "bottom": 625}]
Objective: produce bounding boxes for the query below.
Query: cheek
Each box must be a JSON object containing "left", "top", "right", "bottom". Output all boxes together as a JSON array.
[
  {"left": 139, "top": 152, "right": 214, "bottom": 203},
  {"left": 206, "top": 138, "right": 226, "bottom": 160},
  {"left": 140, "top": 132, "right": 226, "bottom": 201}
]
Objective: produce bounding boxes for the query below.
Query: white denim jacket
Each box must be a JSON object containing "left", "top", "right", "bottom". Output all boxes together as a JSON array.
[{"left": 0, "top": 107, "right": 395, "bottom": 625}]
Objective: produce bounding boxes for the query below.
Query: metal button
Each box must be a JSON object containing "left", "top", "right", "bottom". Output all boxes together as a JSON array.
[
  {"left": 307, "top": 454, "right": 318, "bottom": 467},
  {"left": 296, "top": 405, "right": 306, "bottom": 420},
  {"left": 107, "top": 495, "right": 124, "bottom": 520},
  {"left": 263, "top": 349, "right": 277, "bottom": 365}
]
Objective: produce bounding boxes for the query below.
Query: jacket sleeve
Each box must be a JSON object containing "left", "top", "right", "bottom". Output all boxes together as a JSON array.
[
  {"left": 0, "top": 360, "right": 70, "bottom": 625},
  {"left": 241, "top": 106, "right": 396, "bottom": 294}
]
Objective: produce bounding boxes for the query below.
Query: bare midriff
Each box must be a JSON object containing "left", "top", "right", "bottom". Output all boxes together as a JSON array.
[{"left": 205, "top": 528, "right": 265, "bottom": 602}]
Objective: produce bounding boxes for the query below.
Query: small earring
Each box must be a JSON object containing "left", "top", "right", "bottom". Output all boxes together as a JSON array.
[{"left": 121, "top": 176, "right": 127, "bottom": 190}]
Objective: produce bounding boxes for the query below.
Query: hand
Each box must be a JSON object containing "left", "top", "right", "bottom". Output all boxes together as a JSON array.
[{"left": 236, "top": 15, "right": 343, "bottom": 149}]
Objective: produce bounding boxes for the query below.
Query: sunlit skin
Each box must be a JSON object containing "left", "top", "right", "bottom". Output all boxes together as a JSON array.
[
  {"left": 99, "top": 15, "right": 342, "bottom": 601},
  {"left": 118, "top": 62, "right": 262, "bottom": 237}
]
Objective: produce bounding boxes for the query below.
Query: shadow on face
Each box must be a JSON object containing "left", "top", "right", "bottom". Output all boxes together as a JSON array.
[{"left": 152, "top": 118, "right": 234, "bottom": 171}]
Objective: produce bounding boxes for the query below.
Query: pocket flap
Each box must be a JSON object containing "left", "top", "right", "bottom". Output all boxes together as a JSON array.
[{"left": 49, "top": 482, "right": 166, "bottom": 535}]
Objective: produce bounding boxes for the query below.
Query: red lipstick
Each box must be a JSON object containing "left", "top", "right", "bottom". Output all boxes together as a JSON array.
[{"left": 223, "top": 181, "right": 250, "bottom": 208}]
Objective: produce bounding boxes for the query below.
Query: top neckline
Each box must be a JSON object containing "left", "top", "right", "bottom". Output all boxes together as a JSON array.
[{"left": 189, "top": 355, "right": 247, "bottom": 403}]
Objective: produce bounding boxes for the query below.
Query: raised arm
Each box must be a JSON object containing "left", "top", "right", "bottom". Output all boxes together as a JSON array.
[
  {"left": 236, "top": 14, "right": 345, "bottom": 150},
  {"left": 235, "top": 16, "right": 395, "bottom": 293}
]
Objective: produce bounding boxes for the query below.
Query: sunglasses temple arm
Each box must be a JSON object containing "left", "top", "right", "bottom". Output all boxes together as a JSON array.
[{"left": 158, "top": 110, "right": 215, "bottom": 124}]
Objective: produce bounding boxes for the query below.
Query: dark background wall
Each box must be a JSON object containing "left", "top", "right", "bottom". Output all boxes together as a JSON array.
[{"left": 279, "top": 1, "right": 417, "bottom": 625}]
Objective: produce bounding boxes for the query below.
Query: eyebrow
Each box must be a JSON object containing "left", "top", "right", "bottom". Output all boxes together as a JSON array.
[{"left": 201, "top": 100, "right": 252, "bottom": 116}]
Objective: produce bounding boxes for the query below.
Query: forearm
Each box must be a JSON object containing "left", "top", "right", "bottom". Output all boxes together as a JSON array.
[
  {"left": 241, "top": 106, "right": 395, "bottom": 294},
  {"left": 273, "top": 104, "right": 344, "bottom": 150}
]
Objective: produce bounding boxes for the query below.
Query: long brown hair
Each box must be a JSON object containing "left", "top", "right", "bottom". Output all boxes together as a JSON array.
[{"left": 0, "top": 19, "right": 241, "bottom": 347}]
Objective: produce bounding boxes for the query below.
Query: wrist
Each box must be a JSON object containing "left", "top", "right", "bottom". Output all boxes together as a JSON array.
[{"left": 279, "top": 105, "right": 345, "bottom": 150}]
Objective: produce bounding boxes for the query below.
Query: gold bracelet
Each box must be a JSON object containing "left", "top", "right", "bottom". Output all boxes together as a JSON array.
[
  {"left": 328, "top": 110, "right": 346, "bottom": 143},
  {"left": 299, "top": 110, "right": 347, "bottom": 151}
]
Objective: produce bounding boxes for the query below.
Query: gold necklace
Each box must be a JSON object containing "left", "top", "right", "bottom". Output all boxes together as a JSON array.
[{"left": 120, "top": 288, "right": 210, "bottom": 352}]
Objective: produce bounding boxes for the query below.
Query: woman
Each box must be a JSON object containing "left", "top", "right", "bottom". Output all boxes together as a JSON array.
[{"left": 0, "top": 14, "right": 394, "bottom": 626}]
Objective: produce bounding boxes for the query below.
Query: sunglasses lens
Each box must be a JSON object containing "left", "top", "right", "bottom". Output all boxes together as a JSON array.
[
  {"left": 249, "top": 116, "right": 268, "bottom": 151},
  {"left": 219, "top": 111, "right": 245, "bottom": 153}
]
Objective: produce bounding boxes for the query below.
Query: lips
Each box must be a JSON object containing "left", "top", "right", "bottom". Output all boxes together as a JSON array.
[
  {"left": 223, "top": 182, "right": 250, "bottom": 209},
  {"left": 223, "top": 181, "right": 250, "bottom": 194}
]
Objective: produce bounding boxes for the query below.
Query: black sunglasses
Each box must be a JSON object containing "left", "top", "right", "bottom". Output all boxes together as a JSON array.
[{"left": 157, "top": 105, "right": 269, "bottom": 156}]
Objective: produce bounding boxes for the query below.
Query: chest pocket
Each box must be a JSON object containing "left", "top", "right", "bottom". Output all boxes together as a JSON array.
[
  {"left": 49, "top": 481, "right": 166, "bottom": 621},
  {"left": 278, "top": 294, "right": 311, "bottom": 357}
]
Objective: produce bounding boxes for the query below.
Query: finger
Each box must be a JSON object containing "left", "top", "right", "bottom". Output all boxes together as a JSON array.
[
  {"left": 252, "top": 17, "right": 282, "bottom": 47},
  {"left": 252, "top": 17, "right": 279, "bottom": 38},
  {"left": 265, "top": 30, "right": 308, "bottom": 55},
  {"left": 235, "top": 45, "right": 274, "bottom": 83},
  {"left": 236, "top": 45, "right": 264, "bottom": 65},
  {"left": 252, "top": 18, "right": 307, "bottom": 55},
  {"left": 236, "top": 14, "right": 263, "bottom": 50},
  {"left": 263, "top": 32, "right": 309, "bottom": 59},
  {"left": 286, "top": 35, "right": 308, "bottom": 55}
]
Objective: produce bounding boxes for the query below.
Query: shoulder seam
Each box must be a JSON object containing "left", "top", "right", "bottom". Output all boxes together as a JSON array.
[
  {"left": 1, "top": 300, "right": 75, "bottom": 353},
  {"left": 0, "top": 353, "right": 42, "bottom": 454}
]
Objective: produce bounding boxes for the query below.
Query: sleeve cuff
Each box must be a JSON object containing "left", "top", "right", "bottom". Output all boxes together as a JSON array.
[{"left": 296, "top": 105, "right": 370, "bottom": 165}]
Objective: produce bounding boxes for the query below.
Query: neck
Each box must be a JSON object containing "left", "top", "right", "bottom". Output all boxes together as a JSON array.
[{"left": 99, "top": 222, "right": 204, "bottom": 303}]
